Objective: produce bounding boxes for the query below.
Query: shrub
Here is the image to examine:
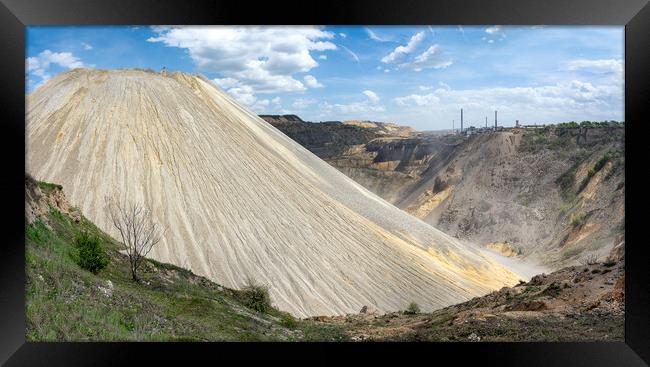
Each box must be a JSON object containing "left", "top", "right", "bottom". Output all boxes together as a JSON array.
[
  {"left": 239, "top": 278, "right": 271, "bottom": 313},
  {"left": 280, "top": 312, "right": 298, "bottom": 328},
  {"left": 570, "top": 213, "right": 587, "bottom": 228},
  {"left": 578, "top": 153, "right": 611, "bottom": 192},
  {"left": 405, "top": 302, "right": 420, "bottom": 315},
  {"left": 38, "top": 181, "right": 63, "bottom": 194},
  {"left": 74, "top": 232, "right": 109, "bottom": 274}
]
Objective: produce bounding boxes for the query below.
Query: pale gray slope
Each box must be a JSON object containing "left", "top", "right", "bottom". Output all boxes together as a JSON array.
[{"left": 27, "top": 69, "right": 521, "bottom": 317}]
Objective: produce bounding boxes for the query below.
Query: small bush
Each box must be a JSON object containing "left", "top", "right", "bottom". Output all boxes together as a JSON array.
[
  {"left": 38, "top": 181, "right": 63, "bottom": 194},
  {"left": 405, "top": 302, "right": 420, "bottom": 315},
  {"left": 239, "top": 278, "right": 271, "bottom": 313},
  {"left": 280, "top": 312, "right": 298, "bottom": 328},
  {"left": 74, "top": 232, "right": 109, "bottom": 274},
  {"left": 578, "top": 153, "right": 611, "bottom": 192},
  {"left": 570, "top": 213, "right": 586, "bottom": 228}
]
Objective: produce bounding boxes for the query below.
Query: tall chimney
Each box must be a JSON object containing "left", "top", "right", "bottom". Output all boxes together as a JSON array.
[
  {"left": 485, "top": 116, "right": 488, "bottom": 128},
  {"left": 461, "top": 108, "right": 464, "bottom": 133},
  {"left": 494, "top": 110, "right": 498, "bottom": 130}
]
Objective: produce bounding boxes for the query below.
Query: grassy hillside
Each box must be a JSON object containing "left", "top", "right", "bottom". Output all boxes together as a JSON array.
[
  {"left": 25, "top": 189, "right": 347, "bottom": 341},
  {"left": 25, "top": 177, "right": 623, "bottom": 342}
]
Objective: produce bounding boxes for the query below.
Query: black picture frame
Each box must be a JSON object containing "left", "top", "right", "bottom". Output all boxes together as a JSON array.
[{"left": 1, "top": 0, "right": 648, "bottom": 365}]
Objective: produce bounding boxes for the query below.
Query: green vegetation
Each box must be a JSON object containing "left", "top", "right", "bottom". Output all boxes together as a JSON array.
[
  {"left": 26, "top": 201, "right": 345, "bottom": 341},
  {"left": 280, "top": 312, "right": 298, "bottom": 328},
  {"left": 74, "top": 232, "right": 109, "bottom": 274},
  {"left": 570, "top": 212, "right": 587, "bottom": 228},
  {"left": 578, "top": 152, "right": 612, "bottom": 192},
  {"left": 562, "top": 245, "right": 583, "bottom": 260},
  {"left": 405, "top": 302, "right": 420, "bottom": 315},
  {"left": 555, "top": 120, "right": 624, "bottom": 128},
  {"left": 556, "top": 152, "right": 589, "bottom": 201},
  {"left": 38, "top": 181, "right": 63, "bottom": 194},
  {"left": 605, "top": 159, "right": 624, "bottom": 181},
  {"left": 238, "top": 278, "right": 272, "bottom": 313}
]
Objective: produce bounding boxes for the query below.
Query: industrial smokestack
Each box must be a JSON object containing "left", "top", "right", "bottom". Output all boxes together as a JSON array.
[
  {"left": 485, "top": 116, "right": 488, "bottom": 128},
  {"left": 494, "top": 110, "right": 498, "bottom": 130},
  {"left": 461, "top": 108, "right": 464, "bottom": 133}
]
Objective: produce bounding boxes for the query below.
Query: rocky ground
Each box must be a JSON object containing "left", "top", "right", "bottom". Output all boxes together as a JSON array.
[
  {"left": 307, "top": 245, "right": 624, "bottom": 342},
  {"left": 26, "top": 174, "right": 624, "bottom": 341},
  {"left": 266, "top": 115, "right": 625, "bottom": 269}
]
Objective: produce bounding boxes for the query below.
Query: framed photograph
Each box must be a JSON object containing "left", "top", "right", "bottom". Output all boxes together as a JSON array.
[{"left": 2, "top": 0, "right": 649, "bottom": 365}]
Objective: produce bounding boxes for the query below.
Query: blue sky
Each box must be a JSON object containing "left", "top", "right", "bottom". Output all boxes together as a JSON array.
[{"left": 26, "top": 26, "right": 623, "bottom": 131}]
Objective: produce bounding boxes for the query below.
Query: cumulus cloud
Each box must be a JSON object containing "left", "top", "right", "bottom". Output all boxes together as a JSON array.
[
  {"left": 393, "top": 80, "right": 623, "bottom": 122},
  {"left": 566, "top": 59, "right": 623, "bottom": 75},
  {"left": 81, "top": 42, "right": 93, "bottom": 50},
  {"left": 319, "top": 55, "right": 327, "bottom": 60},
  {"left": 338, "top": 33, "right": 347, "bottom": 38},
  {"left": 26, "top": 50, "right": 85, "bottom": 88},
  {"left": 401, "top": 44, "right": 452, "bottom": 71},
  {"left": 148, "top": 26, "right": 336, "bottom": 98},
  {"left": 363, "top": 90, "right": 380, "bottom": 103},
  {"left": 212, "top": 77, "right": 241, "bottom": 90},
  {"left": 381, "top": 32, "right": 425, "bottom": 64},
  {"left": 319, "top": 90, "right": 386, "bottom": 116},
  {"left": 303, "top": 75, "right": 324, "bottom": 88}
]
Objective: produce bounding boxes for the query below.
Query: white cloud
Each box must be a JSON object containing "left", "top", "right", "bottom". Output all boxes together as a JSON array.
[
  {"left": 395, "top": 93, "right": 441, "bottom": 107},
  {"left": 418, "top": 85, "right": 433, "bottom": 91},
  {"left": 26, "top": 50, "right": 85, "bottom": 88},
  {"left": 381, "top": 32, "right": 425, "bottom": 64},
  {"left": 363, "top": 90, "right": 380, "bottom": 103},
  {"left": 338, "top": 33, "right": 347, "bottom": 38},
  {"left": 319, "top": 90, "right": 386, "bottom": 116},
  {"left": 384, "top": 69, "right": 390, "bottom": 73},
  {"left": 303, "top": 75, "right": 324, "bottom": 88},
  {"left": 393, "top": 80, "right": 623, "bottom": 123},
  {"left": 566, "top": 59, "right": 623, "bottom": 75},
  {"left": 227, "top": 84, "right": 257, "bottom": 105},
  {"left": 292, "top": 97, "right": 316, "bottom": 109},
  {"left": 401, "top": 44, "right": 452, "bottom": 71},
  {"left": 485, "top": 25, "right": 504, "bottom": 36},
  {"left": 319, "top": 55, "right": 327, "bottom": 60},
  {"left": 147, "top": 26, "right": 336, "bottom": 97},
  {"left": 365, "top": 28, "right": 391, "bottom": 42},
  {"left": 322, "top": 101, "right": 385, "bottom": 115},
  {"left": 212, "top": 77, "right": 241, "bottom": 89},
  {"left": 340, "top": 45, "right": 360, "bottom": 64},
  {"left": 81, "top": 42, "right": 93, "bottom": 50}
]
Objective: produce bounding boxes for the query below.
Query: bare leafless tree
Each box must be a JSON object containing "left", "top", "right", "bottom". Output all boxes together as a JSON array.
[{"left": 106, "top": 198, "right": 165, "bottom": 282}]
